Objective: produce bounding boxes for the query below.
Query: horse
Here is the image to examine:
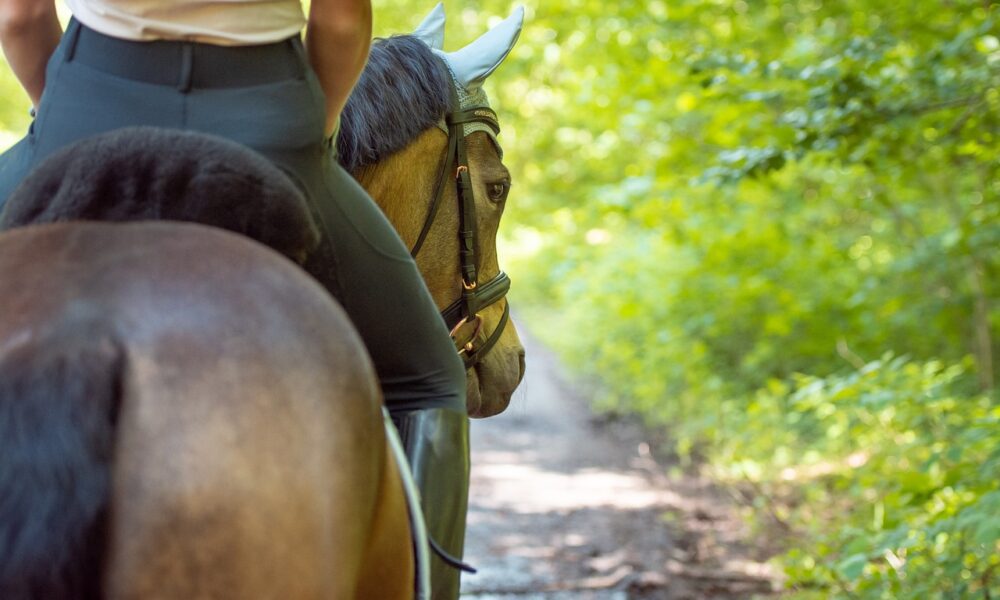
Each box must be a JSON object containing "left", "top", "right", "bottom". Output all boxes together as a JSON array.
[
  {"left": 0, "top": 5, "right": 525, "bottom": 598},
  {"left": 338, "top": 5, "right": 526, "bottom": 418}
]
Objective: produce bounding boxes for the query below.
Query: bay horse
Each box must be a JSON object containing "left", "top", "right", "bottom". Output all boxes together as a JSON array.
[
  {"left": 0, "top": 5, "right": 524, "bottom": 599},
  {"left": 339, "top": 6, "right": 526, "bottom": 418}
]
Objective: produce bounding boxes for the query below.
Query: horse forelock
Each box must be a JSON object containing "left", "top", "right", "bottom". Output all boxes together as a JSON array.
[{"left": 337, "top": 35, "right": 453, "bottom": 173}]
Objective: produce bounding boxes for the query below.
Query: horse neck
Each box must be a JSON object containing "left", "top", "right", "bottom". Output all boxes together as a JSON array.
[{"left": 354, "top": 129, "right": 461, "bottom": 310}]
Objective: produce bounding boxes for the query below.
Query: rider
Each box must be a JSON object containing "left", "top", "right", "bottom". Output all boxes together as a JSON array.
[{"left": 0, "top": 0, "right": 471, "bottom": 597}]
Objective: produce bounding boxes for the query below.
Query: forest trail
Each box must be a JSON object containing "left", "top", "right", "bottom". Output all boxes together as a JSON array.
[{"left": 460, "top": 328, "right": 780, "bottom": 599}]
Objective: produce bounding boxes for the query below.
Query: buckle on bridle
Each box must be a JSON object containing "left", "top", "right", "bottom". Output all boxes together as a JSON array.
[
  {"left": 449, "top": 314, "right": 484, "bottom": 356},
  {"left": 455, "top": 165, "right": 468, "bottom": 179}
]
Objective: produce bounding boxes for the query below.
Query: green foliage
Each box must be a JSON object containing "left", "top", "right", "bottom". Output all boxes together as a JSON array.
[
  {"left": 742, "top": 357, "right": 1000, "bottom": 597},
  {"left": 0, "top": 64, "right": 31, "bottom": 151},
  {"left": 469, "top": 0, "right": 1000, "bottom": 596}
]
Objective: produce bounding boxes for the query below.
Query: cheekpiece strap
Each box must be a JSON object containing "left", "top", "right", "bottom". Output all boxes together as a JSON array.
[{"left": 452, "top": 102, "right": 478, "bottom": 289}]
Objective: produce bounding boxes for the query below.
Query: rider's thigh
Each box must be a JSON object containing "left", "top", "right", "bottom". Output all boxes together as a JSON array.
[{"left": 317, "top": 164, "right": 467, "bottom": 414}]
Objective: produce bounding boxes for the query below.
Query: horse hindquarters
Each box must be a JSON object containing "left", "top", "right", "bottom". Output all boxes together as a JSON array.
[
  {"left": 0, "top": 332, "right": 414, "bottom": 600},
  {"left": 0, "top": 223, "right": 415, "bottom": 598},
  {"left": 0, "top": 328, "right": 125, "bottom": 600}
]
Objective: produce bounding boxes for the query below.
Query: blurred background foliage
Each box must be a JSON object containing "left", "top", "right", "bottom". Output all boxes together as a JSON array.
[
  {"left": 2, "top": 1, "right": 997, "bottom": 596},
  {"left": 377, "top": 1, "right": 1000, "bottom": 596}
]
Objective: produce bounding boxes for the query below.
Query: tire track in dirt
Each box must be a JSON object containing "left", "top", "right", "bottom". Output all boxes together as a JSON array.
[{"left": 460, "top": 328, "right": 779, "bottom": 599}]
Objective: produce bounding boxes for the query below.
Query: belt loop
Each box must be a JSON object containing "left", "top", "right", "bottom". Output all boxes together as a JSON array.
[
  {"left": 288, "top": 36, "right": 306, "bottom": 62},
  {"left": 177, "top": 44, "right": 193, "bottom": 92},
  {"left": 288, "top": 36, "right": 309, "bottom": 76},
  {"left": 64, "top": 19, "right": 82, "bottom": 63}
]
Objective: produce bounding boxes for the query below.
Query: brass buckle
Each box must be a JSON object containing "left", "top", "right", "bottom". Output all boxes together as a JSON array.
[
  {"left": 455, "top": 165, "right": 468, "bottom": 179},
  {"left": 450, "top": 314, "right": 484, "bottom": 356}
]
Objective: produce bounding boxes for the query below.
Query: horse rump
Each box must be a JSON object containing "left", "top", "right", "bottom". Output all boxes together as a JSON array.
[{"left": 0, "top": 325, "right": 124, "bottom": 599}]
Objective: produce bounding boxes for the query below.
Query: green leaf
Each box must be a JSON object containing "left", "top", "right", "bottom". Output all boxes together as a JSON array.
[{"left": 837, "top": 553, "right": 869, "bottom": 582}]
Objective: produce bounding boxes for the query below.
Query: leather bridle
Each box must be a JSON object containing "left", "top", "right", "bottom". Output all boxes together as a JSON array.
[{"left": 409, "top": 84, "right": 511, "bottom": 370}]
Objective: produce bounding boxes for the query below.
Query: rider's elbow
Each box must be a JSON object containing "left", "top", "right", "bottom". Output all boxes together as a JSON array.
[{"left": 0, "top": 0, "right": 56, "bottom": 38}]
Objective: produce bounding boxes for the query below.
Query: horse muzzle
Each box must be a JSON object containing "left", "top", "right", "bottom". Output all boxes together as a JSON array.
[{"left": 464, "top": 304, "right": 524, "bottom": 418}]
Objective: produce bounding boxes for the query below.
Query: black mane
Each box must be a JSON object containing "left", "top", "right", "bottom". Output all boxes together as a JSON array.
[{"left": 337, "top": 35, "right": 453, "bottom": 173}]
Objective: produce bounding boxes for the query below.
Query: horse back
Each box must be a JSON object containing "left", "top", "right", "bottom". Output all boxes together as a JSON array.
[{"left": 0, "top": 222, "right": 413, "bottom": 599}]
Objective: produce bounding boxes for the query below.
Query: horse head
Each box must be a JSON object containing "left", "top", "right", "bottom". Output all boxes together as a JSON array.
[{"left": 339, "top": 5, "right": 526, "bottom": 418}]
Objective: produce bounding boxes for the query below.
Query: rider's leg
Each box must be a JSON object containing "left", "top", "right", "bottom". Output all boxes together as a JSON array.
[
  {"left": 390, "top": 407, "right": 469, "bottom": 600},
  {"left": 246, "top": 92, "right": 471, "bottom": 600}
]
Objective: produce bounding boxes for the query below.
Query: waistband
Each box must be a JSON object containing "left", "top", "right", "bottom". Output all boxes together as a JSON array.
[{"left": 64, "top": 19, "right": 307, "bottom": 91}]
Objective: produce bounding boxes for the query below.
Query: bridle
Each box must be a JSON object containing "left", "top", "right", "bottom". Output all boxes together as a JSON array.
[{"left": 409, "top": 84, "right": 511, "bottom": 370}]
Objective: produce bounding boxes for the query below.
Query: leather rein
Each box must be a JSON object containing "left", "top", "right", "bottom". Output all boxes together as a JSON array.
[{"left": 409, "top": 85, "right": 511, "bottom": 370}]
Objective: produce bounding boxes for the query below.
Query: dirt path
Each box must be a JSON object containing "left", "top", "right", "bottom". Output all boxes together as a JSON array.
[{"left": 460, "top": 329, "right": 780, "bottom": 599}]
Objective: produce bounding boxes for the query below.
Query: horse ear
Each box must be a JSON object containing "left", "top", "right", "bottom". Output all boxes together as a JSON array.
[
  {"left": 438, "top": 5, "right": 523, "bottom": 91},
  {"left": 412, "top": 2, "right": 446, "bottom": 50}
]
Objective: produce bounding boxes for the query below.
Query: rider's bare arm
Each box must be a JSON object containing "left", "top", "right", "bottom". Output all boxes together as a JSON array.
[
  {"left": 305, "top": 0, "right": 371, "bottom": 136},
  {"left": 0, "top": 0, "right": 61, "bottom": 108}
]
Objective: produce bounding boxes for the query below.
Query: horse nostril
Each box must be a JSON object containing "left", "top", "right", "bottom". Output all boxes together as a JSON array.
[{"left": 517, "top": 348, "right": 526, "bottom": 382}]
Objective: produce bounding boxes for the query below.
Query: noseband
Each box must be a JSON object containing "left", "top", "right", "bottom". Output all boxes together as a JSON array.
[{"left": 409, "top": 84, "right": 511, "bottom": 370}]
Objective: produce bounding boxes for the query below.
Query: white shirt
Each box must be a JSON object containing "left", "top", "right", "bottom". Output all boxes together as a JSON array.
[{"left": 65, "top": 0, "right": 307, "bottom": 46}]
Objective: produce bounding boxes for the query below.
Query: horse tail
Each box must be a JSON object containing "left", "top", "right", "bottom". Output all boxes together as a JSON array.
[{"left": 0, "top": 325, "right": 125, "bottom": 600}]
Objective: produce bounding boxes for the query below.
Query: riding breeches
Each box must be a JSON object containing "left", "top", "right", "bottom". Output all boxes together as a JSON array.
[{"left": 0, "top": 19, "right": 467, "bottom": 415}]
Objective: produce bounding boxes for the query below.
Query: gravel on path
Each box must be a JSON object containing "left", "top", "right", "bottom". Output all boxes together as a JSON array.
[{"left": 460, "top": 328, "right": 780, "bottom": 599}]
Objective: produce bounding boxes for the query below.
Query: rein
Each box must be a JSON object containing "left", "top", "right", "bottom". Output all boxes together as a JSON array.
[{"left": 410, "top": 82, "right": 511, "bottom": 370}]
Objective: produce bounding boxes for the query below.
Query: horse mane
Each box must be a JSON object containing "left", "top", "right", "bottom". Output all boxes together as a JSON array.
[
  {"left": 337, "top": 35, "right": 453, "bottom": 173},
  {"left": 0, "top": 127, "right": 320, "bottom": 263}
]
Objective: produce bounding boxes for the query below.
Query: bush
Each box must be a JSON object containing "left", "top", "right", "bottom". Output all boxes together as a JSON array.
[{"left": 722, "top": 356, "right": 1000, "bottom": 598}]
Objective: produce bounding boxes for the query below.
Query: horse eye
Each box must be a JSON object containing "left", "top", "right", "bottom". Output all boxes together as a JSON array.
[{"left": 488, "top": 181, "right": 509, "bottom": 202}]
